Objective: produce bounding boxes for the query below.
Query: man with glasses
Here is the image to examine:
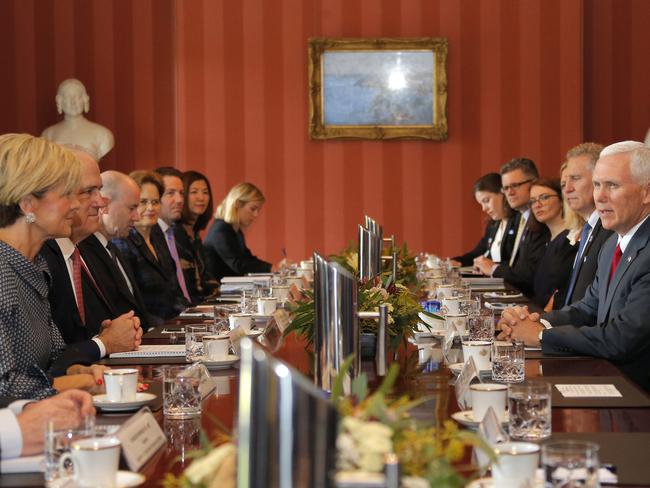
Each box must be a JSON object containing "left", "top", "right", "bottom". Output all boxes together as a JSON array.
[
  {"left": 561, "top": 143, "right": 612, "bottom": 305},
  {"left": 474, "top": 158, "right": 550, "bottom": 297},
  {"left": 499, "top": 142, "right": 650, "bottom": 392}
]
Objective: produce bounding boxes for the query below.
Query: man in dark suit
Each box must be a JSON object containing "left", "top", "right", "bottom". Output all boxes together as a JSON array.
[
  {"left": 40, "top": 149, "right": 142, "bottom": 363},
  {"left": 560, "top": 142, "right": 613, "bottom": 306},
  {"left": 474, "top": 158, "right": 550, "bottom": 297},
  {"left": 500, "top": 141, "right": 650, "bottom": 391},
  {"left": 78, "top": 170, "right": 152, "bottom": 331}
]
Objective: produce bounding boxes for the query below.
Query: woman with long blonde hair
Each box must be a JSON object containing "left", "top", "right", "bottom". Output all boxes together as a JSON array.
[{"left": 203, "top": 182, "right": 273, "bottom": 281}]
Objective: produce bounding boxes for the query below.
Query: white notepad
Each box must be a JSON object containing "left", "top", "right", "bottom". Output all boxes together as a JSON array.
[
  {"left": 555, "top": 384, "right": 622, "bottom": 398},
  {"left": 109, "top": 345, "right": 186, "bottom": 358}
]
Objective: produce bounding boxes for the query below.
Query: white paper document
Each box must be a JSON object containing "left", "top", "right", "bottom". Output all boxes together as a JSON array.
[{"left": 555, "top": 384, "right": 622, "bottom": 398}]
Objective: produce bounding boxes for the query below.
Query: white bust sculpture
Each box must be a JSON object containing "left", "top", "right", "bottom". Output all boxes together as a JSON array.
[{"left": 41, "top": 78, "right": 114, "bottom": 160}]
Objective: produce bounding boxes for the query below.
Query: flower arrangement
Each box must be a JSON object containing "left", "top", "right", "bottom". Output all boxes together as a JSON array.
[
  {"left": 333, "top": 358, "right": 495, "bottom": 488},
  {"left": 285, "top": 274, "right": 440, "bottom": 351}
]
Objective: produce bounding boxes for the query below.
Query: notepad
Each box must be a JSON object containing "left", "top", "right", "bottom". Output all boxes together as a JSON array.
[
  {"left": 109, "top": 345, "right": 186, "bottom": 358},
  {"left": 555, "top": 384, "right": 622, "bottom": 398}
]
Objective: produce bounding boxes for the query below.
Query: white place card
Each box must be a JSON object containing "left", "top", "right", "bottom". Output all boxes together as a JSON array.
[
  {"left": 478, "top": 407, "right": 509, "bottom": 444},
  {"left": 273, "top": 309, "right": 291, "bottom": 333},
  {"left": 555, "top": 384, "right": 622, "bottom": 398},
  {"left": 442, "top": 325, "right": 455, "bottom": 363},
  {"left": 115, "top": 407, "right": 166, "bottom": 472},
  {"left": 455, "top": 356, "right": 479, "bottom": 410}
]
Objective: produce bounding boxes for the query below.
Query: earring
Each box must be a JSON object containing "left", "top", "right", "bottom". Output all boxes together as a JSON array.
[{"left": 24, "top": 213, "right": 36, "bottom": 224}]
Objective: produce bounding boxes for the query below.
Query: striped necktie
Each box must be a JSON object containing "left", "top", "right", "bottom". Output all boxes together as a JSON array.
[{"left": 165, "top": 227, "right": 191, "bottom": 302}]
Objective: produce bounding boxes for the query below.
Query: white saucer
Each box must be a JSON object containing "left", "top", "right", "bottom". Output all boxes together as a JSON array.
[
  {"left": 51, "top": 471, "right": 145, "bottom": 488},
  {"left": 93, "top": 393, "right": 156, "bottom": 412},
  {"left": 483, "top": 291, "right": 523, "bottom": 299},
  {"left": 448, "top": 363, "right": 492, "bottom": 376},
  {"left": 484, "top": 301, "right": 520, "bottom": 311},
  {"left": 451, "top": 410, "right": 509, "bottom": 429},
  {"left": 246, "top": 329, "right": 263, "bottom": 337},
  {"left": 467, "top": 476, "right": 542, "bottom": 488},
  {"left": 252, "top": 313, "right": 273, "bottom": 321},
  {"left": 201, "top": 354, "right": 240, "bottom": 370}
]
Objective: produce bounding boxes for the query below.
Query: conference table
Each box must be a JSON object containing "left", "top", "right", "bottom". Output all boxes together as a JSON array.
[{"left": 3, "top": 291, "right": 650, "bottom": 487}]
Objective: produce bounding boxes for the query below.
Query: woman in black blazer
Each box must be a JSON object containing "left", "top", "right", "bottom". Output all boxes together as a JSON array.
[
  {"left": 203, "top": 182, "right": 273, "bottom": 282},
  {"left": 452, "top": 173, "right": 517, "bottom": 266}
]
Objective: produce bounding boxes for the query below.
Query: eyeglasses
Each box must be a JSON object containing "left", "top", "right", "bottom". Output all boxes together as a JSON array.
[
  {"left": 501, "top": 179, "right": 534, "bottom": 193},
  {"left": 529, "top": 193, "right": 559, "bottom": 206},
  {"left": 139, "top": 199, "right": 161, "bottom": 207}
]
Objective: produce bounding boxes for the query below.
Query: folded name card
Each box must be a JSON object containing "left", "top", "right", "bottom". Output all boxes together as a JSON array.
[
  {"left": 556, "top": 384, "right": 622, "bottom": 398},
  {"left": 115, "top": 407, "right": 166, "bottom": 472}
]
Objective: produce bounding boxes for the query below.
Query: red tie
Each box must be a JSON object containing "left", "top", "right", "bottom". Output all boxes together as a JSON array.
[
  {"left": 71, "top": 247, "right": 85, "bottom": 323},
  {"left": 609, "top": 243, "right": 622, "bottom": 284}
]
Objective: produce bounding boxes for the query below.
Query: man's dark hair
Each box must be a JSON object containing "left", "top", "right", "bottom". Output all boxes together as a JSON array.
[
  {"left": 154, "top": 166, "right": 183, "bottom": 180},
  {"left": 499, "top": 158, "right": 539, "bottom": 179}
]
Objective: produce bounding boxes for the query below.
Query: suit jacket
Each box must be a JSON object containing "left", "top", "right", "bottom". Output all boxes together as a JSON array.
[
  {"left": 203, "top": 219, "right": 272, "bottom": 281},
  {"left": 564, "top": 219, "right": 614, "bottom": 305},
  {"left": 112, "top": 227, "right": 189, "bottom": 325},
  {"left": 532, "top": 230, "right": 578, "bottom": 308},
  {"left": 453, "top": 216, "right": 518, "bottom": 266},
  {"left": 542, "top": 216, "right": 650, "bottom": 391},
  {"left": 39, "top": 240, "right": 114, "bottom": 365},
  {"left": 492, "top": 217, "right": 551, "bottom": 297},
  {"left": 78, "top": 234, "right": 151, "bottom": 331}
]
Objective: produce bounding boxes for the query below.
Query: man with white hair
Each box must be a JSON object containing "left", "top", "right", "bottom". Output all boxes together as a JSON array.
[{"left": 499, "top": 141, "right": 650, "bottom": 391}]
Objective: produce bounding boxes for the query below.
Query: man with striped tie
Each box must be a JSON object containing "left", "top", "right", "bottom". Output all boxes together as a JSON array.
[{"left": 499, "top": 141, "right": 650, "bottom": 391}]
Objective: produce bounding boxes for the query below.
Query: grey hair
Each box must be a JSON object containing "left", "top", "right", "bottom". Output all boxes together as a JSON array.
[
  {"left": 565, "top": 142, "right": 603, "bottom": 170},
  {"left": 600, "top": 141, "right": 650, "bottom": 185}
]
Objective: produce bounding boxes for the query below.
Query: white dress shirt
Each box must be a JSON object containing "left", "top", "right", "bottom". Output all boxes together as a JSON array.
[{"left": 0, "top": 401, "right": 31, "bottom": 459}]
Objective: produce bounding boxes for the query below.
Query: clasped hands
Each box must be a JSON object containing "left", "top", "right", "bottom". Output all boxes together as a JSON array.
[
  {"left": 497, "top": 305, "right": 545, "bottom": 348},
  {"left": 473, "top": 256, "right": 495, "bottom": 276}
]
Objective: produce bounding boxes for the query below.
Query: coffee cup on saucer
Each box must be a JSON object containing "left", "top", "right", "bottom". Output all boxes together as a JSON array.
[{"left": 103, "top": 369, "right": 138, "bottom": 403}]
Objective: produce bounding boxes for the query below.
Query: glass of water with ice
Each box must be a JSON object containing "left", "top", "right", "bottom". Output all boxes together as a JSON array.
[
  {"left": 508, "top": 380, "right": 552, "bottom": 440},
  {"left": 491, "top": 340, "right": 525, "bottom": 383},
  {"left": 542, "top": 440, "right": 600, "bottom": 487},
  {"left": 163, "top": 365, "right": 202, "bottom": 419}
]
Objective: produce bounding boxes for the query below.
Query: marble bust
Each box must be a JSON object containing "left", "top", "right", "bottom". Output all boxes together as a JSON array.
[{"left": 41, "top": 78, "right": 114, "bottom": 160}]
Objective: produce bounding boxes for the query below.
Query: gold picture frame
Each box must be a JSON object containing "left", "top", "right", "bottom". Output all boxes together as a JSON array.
[{"left": 308, "top": 37, "right": 448, "bottom": 141}]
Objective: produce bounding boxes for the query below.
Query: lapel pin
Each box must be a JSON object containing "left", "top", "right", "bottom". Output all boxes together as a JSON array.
[{"left": 627, "top": 256, "right": 632, "bottom": 263}]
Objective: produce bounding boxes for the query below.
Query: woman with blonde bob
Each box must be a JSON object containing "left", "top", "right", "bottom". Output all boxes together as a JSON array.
[
  {"left": 0, "top": 134, "right": 107, "bottom": 400},
  {"left": 203, "top": 182, "right": 273, "bottom": 281}
]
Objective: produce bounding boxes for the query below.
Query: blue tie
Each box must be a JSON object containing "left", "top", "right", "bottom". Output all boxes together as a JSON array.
[{"left": 564, "top": 222, "right": 592, "bottom": 306}]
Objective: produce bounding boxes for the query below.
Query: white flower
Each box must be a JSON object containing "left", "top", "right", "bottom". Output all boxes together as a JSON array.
[
  {"left": 185, "top": 442, "right": 236, "bottom": 485},
  {"left": 338, "top": 418, "right": 394, "bottom": 473}
]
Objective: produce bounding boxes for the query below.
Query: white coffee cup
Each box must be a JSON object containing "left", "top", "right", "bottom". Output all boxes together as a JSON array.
[
  {"left": 203, "top": 335, "right": 230, "bottom": 360},
  {"left": 462, "top": 340, "right": 492, "bottom": 371},
  {"left": 300, "top": 260, "right": 314, "bottom": 270},
  {"left": 271, "top": 285, "right": 291, "bottom": 302},
  {"left": 257, "top": 297, "right": 278, "bottom": 315},
  {"left": 436, "top": 284, "right": 456, "bottom": 300},
  {"left": 229, "top": 313, "right": 252, "bottom": 332},
  {"left": 59, "top": 437, "right": 121, "bottom": 488},
  {"left": 470, "top": 383, "right": 507, "bottom": 422},
  {"left": 286, "top": 276, "right": 303, "bottom": 289},
  {"left": 492, "top": 442, "right": 540, "bottom": 488},
  {"left": 441, "top": 296, "right": 461, "bottom": 314},
  {"left": 103, "top": 369, "right": 138, "bottom": 402},
  {"left": 445, "top": 313, "right": 468, "bottom": 335},
  {"left": 297, "top": 268, "right": 314, "bottom": 281}
]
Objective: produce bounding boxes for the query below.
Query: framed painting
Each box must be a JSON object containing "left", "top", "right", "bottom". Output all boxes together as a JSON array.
[{"left": 308, "top": 37, "right": 448, "bottom": 141}]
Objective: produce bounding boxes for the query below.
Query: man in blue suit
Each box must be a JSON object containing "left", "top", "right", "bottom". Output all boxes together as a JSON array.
[{"left": 499, "top": 141, "right": 650, "bottom": 391}]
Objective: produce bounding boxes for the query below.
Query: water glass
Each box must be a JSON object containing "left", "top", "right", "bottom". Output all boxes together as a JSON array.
[
  {"left": 542, "top": 441, "right": 600, "bottom": 488},
  {"left": 213, "top": 304, "right": 239, "bottom": 332},
  {"left": 492, "top": 340, "right": 525, "bottom": 383},
  {"left": 508, "top": 380, "right": 552, "bottom": 441},
  {"left": 185, "top": 324, "right": 210, "bottom": 362},
  {"left": 44, "top": 420, "right": 96, "bottom": 485},
  {"left": 469, "top": 314, "right": 495, "bottom": 341},
  {"left": 163, "top": 365, "right": 202, "bottom": 419},
  {"left": 459, "top": 298, "right": 480, "bottom": 315}
]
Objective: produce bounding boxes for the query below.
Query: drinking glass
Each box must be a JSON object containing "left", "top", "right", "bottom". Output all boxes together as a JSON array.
[
  {"left": 468, "top": 313, "right": 495, "bottom": 341},
  {"left": 542, "top": 441, "right": 600, "bottom": 488},
  {"left": 163, "top": 365, "right": 202, "bottom": 419},
  {"left": 508, "top": 380, "right": 552, "bottom": 440},
  {"left": 213, "top": 304, "right": 239, "bottom": 333},
  {"left": 492, "top": 340, "right": 525, "bottom": 383},
  {"left": 185, "top": 324, "right": 210, "bottom": 362},
  {"left": 44, "top": 417, "right": 96, "bottom": 486}
]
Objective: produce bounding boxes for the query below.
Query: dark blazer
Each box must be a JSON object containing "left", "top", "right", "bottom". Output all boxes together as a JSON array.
[
  {"left": 564, "top": 219, "right": 613, "bottom": 306},
  {"left": 543, "top": 216, "right": 650, "bottom": 391},
  {"left": 532, "top": 230, "right": 578, "bottom": 309},
  {"left": 203, "top": 219, "right": 272, "bottom": 281},
  {"left": 112, "top": 227, "right": 190, "bottom": 325},
  {"left": 493, "top": 215, "right": 551, "bottom": 297},
  {"left": 39, "top": 240, "right": 113, "bottom": 365},
  {"left": 78, "top": 234, "right": 151, "bottom": 331},
  {"left": 453, "top": 216, "right": 518, "bottom": 266},
  {"left": 174, "top": 224, "right": 213, "bottom": 304}
]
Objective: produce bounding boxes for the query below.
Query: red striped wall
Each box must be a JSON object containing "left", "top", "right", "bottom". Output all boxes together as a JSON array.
[{"left": 3, "top": 1, "right": 649, "bottom": 264}]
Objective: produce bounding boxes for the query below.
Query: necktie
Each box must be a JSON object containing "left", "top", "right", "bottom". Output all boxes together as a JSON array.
[
  {"left": 564, "top": 222, "right": 592, "bottom": 306},
  {"left": 509, "top": 214, "right": 526, "bottom": 266},
  {"left": 609, "top": 243, "right": 623, "bottom": 284},
  {"left": 70, "top": 247, "right": 85, "bottom": 324},
  {"left": 165, "top": 227, "right": 191, "bottom": 302},
  {"left": 107, "top": 242, "right": 134, "bottom": 295}
]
